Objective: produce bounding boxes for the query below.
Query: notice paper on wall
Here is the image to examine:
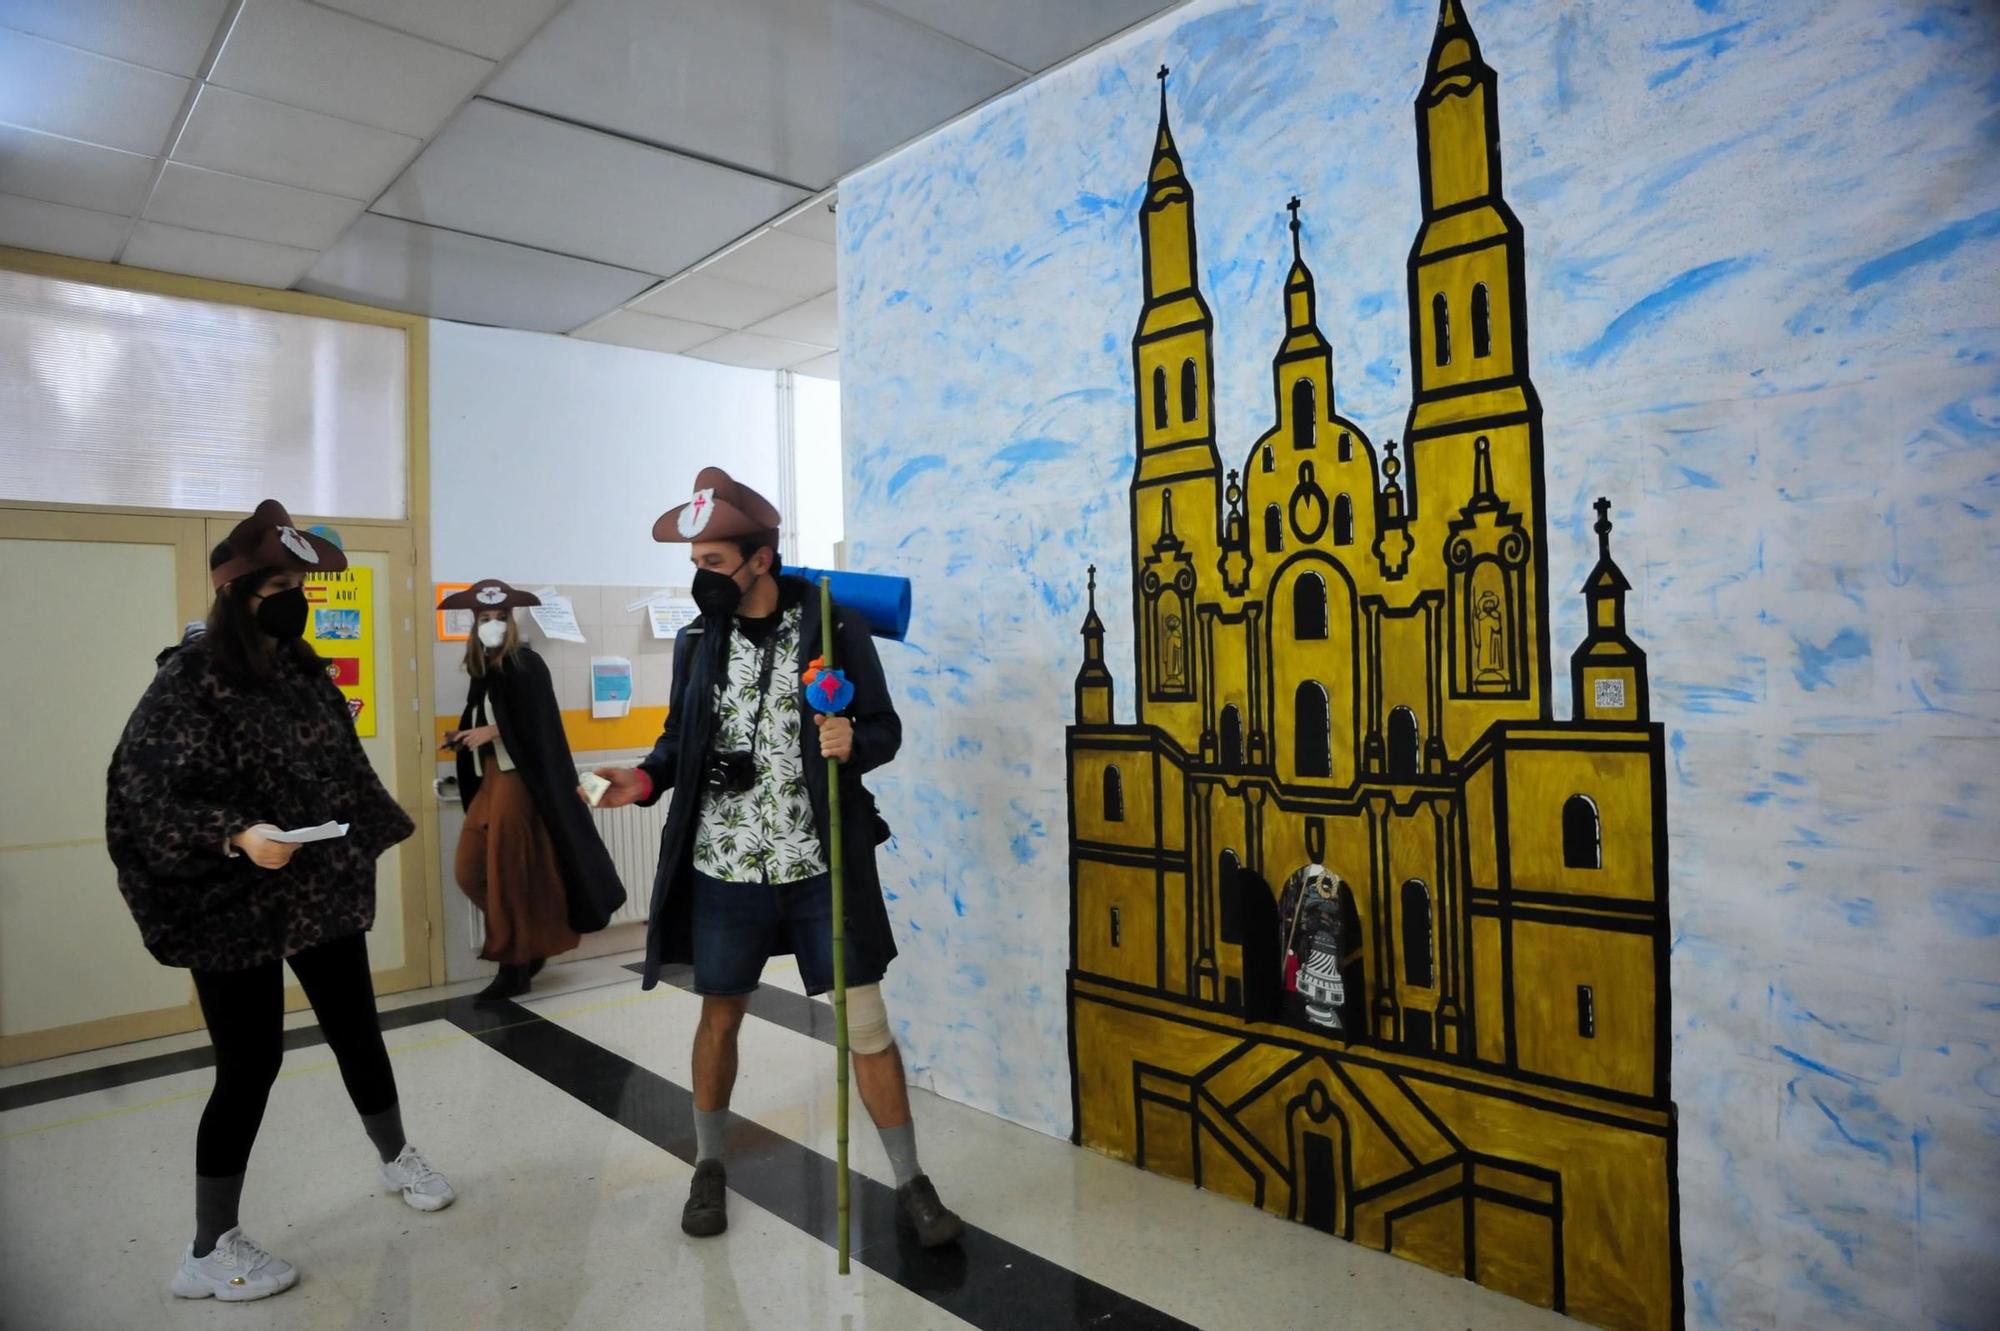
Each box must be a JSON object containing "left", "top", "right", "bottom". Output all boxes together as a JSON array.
[
  {"left": 591, "top": 656, "right": 633, "bottom": 719},
  {"left": 529, "top": 588, "right": 586, "bottom": 643},
  {"left": 649, "top": 599, "right": 699, "bottom": 639}
]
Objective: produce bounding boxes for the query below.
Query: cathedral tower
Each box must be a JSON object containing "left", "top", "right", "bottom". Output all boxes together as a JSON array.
[{"left": 1132, "top": 66, "right": 1221, "bottom": 750}]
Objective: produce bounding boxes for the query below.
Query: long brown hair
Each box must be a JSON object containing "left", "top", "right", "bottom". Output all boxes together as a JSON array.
[
  {"left": 463, "top": 616, "right": 523, "bottom": 678},
  {"left": 204, "top": 543, "right": 321, "bottom": 681}
]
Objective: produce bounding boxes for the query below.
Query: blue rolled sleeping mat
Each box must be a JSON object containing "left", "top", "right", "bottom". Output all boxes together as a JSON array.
[{"left": 791, "top": 566, "right": 911, "bottom": 641}]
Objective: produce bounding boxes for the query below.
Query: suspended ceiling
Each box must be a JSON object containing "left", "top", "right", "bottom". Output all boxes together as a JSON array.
[{"left": 0, "top": 0, "right": 1183, "bottom": 379}]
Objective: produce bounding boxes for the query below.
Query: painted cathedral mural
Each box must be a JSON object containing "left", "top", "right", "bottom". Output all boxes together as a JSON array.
[{"left": 1065, "top": 5, "right": 1680, "bottom": 1329}]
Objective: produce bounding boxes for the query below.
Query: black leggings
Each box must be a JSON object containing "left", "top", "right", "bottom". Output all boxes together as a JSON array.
[{"left": 190, "top": 933, "right": 398, "bottom": 1178}]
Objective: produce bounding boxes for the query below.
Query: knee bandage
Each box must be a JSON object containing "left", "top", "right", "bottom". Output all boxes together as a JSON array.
[{"left": 846, "top": 984, "right": 893, "bottom": 1055}]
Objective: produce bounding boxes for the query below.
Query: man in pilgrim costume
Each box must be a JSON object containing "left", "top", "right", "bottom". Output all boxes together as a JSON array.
[
  {"left": 440, "top": 580, "right": 626, "bottom": 1003},
  {"left": 590, "top": 468, "right": 964, "bottom": 1247}
]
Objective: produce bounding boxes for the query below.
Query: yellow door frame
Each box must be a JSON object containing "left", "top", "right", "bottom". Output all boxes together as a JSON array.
[{"left": 0, "top": 246, "right": 446, "bottom": 1062}]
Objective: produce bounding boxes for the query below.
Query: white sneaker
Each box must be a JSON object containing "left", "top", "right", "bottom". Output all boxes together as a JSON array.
[
  {"left": 170, "top": 1227, "right": 299, "bottom": 1301},
  {"left": 381, "top": 1143, "right": 455, "bottom": 1212}
]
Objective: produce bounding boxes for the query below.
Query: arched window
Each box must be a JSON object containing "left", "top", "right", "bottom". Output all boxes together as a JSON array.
[
  {"left": 1563, "top": 795, "right": 1601, "bottom": 869},
  {"left": 1338, "top": 431, "right": 1352, "bottom": 463},
  {"left": 1220, "top": 705, "right": 1244, "bottom": 769},
  {"left": 1472, "top": 283, "right": 1492, "bottom": 359},
  {"left": 1104, "top": 766, "right": 1126, "bottom": 822},
  {"left": 1294, "top": 682, "right": 1331, "bottom": 778},
  {"left": 1152, "top": 367, "right": 1168, "bottom": 429},
  {"left": 1292, "top": 378, "right": 1316, "bottom": 450},
  {"left": 1432, "top": 292, "right": 1451, "bottom": 366},
  {"left": 1388, "top": 707, "right": 1419, "bottom": 779},
  {"left": 1401, "top": 880, "right": 1434, "bottom": 988},
  {"left": 1333, "top": 493, "right": 1353, "bottom": 546},
  {"left": 1180, "top": 359, "right": 1199, "bottom": 422},
  {"left": 1262, "top": 443, "right": 1275, "bottom": 473},
  {"left": 1293, "top": 572, "right": 1328, "bottom": 640},
  {"left": 1264, "top": 504, "right": 1284, "bottom": 552},
  {"left": 1218, "top": 848, "right": 1242, "bottom": 943}
]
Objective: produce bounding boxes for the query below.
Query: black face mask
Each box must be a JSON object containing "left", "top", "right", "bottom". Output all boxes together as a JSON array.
[
  {"left": 254, "top": 586, "right": 309, "bottom": 640},
  {"left": 690, "top": 561, "right": 750, "bottom": 617}
]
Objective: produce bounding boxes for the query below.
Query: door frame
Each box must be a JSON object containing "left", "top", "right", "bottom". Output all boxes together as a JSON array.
[{"left": 0, "top": 245, "right": 441, "bottom": 1063}]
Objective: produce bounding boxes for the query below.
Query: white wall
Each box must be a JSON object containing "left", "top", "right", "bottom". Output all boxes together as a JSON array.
[
  {"left": 791, "top": 373, "right": 845, "bottom": 569},
  {"left": 429, "top": 321, "right": 781, "bottom": 586}
]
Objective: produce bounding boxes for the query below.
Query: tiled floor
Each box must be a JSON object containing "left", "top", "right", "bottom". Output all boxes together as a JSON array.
[{"left": 1, "top": 951, "right": 1572, "bottom": 1330}]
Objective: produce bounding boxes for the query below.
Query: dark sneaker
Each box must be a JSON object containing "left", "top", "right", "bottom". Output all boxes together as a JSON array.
[
  {"left": 682, "top": 1159, "right": 728, "bottom": 1237},
  {"left": 895, "top": 1174, "right": 964, "bottom": 1248},
  {"left": 475, "top": 964, "right": 531, "bottom": 1007}
]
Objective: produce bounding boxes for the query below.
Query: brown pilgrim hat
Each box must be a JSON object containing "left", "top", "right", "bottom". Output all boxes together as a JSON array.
[
  {"left": 652, "top": 466, "right": 781, "bottom": 544},
  {"left": 211, "top": 499, "right": 347, "bottom": 588},
  {"left": 438, "top": 579, "right": 542, "bottom": 612}
]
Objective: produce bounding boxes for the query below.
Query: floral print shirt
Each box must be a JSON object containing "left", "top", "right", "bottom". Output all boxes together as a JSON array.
[{"left": 692, "top": 606, "right": 828, "bottom": 883}]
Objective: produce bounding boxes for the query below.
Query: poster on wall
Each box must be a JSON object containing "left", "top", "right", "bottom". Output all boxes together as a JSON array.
[
  {"left": 591, "top": 656, "right": 633, "bottom": 719},
  {"left": 529, "top": 589, "right": 587, "bottom": 643},
  {"left": 305, "top": 567, "right": 374, "bottom": 736},
  {"left": 435, "top": 582, "right": 472, "bottom": 641}
]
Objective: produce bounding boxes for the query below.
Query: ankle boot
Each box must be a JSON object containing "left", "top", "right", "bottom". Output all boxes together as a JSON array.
[{"left": 475, "top": 963, "right": 532, "bottom": 1006}]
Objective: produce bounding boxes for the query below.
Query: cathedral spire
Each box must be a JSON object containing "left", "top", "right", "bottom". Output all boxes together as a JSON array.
[
  {"left": 1151, "top": 64, "right": 1181, "bottom": 182},
  {"left": 1280, "top": 195, "right": 1324, "bottom": 345},
  {"left": 1075, "top": 563, "right": 1115, "bottom": 724},
  {"left": 1428, "top": 0, "right": 1480, "bottom": 78},
  {"left": 1572, "top": 497, "right": 1646, "bottom": 721}
]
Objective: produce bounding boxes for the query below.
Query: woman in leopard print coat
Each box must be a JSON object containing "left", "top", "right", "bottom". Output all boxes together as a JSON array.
[{"left": 104, "top": 500, "right": 453, "bottom": 1304}]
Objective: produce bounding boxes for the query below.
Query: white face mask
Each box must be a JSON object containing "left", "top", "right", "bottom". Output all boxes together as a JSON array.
[{"left": 477, "top": 619, "right": 510, "bottom": 650}]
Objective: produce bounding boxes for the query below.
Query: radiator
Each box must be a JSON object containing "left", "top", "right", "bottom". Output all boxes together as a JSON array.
[{"left": 464, "top": 765, "right": 663, "bottom": 952}]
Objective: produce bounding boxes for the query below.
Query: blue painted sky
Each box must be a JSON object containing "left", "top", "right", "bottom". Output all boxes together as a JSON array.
[{"left": 839, "top": 2, "right": 2000, "bottom": 1326}]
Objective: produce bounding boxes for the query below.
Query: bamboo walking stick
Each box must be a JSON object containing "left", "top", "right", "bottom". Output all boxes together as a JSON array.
[{"left": 816, "top": 576, "right": 852, "bottom": 1275}]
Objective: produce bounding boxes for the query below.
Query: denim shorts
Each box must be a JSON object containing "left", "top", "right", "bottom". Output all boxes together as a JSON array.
[{"left": 689, "top": 869, "right": 884, "bottom": 998}]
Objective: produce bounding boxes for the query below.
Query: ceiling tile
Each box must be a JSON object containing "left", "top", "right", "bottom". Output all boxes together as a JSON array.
[
  {"left": 629, "top": 273, "right": 797, "bottom": 328},
  {"left": 301, "top": 212, "right": 656, "bottom": 333},
  {"left": 174, "top": 86, "right": 423, "bottom": 200},
  {"left": 867, "top": 0, "right": 1180, "bottom": 73},
  {"left": 776, "top": 201, "right": 839, "bottom": 245},
  {"left": 122, "top": 221, "right": 320, "bottom": 289},
  {"left": 0, "top": 123, "right": 156, "bottom": 216},
  {"left": 700, "top": 230, "right": 835, "bottom": 299},
  {"left": 311, "top": 0, "right": 568, "bottom": 62},
  {"left": 484, "top": 0, "right": 1022, "bottom": 188},
  {"left": 792, "top": 350, "right": 840, "bottom": 381},
  {"left": 0, "top": 193, "right": 132, "bottom": 262},
  {"left": 374, "top": 101, "right": 808, "bottom": 277},
  {"left": 684, "top": 330, "right": 827, "bottom": 372},
  {"left": 146, "top": 163, "right": 366, "bottom": 250},
  {"left": 746, "top": 293, "right": 838, "bottom": 349},
  {"left": 0, "top": 0, "right": 230, "bottom": 77},
  {"left": 574, "top": 310, "right": 728, "bottom": 355},
  {"left": 0, "top": 28, "right": 190, "bottom": 157},
  {"left": 208, "top": 0, "right": 494, "bottom": 139}
]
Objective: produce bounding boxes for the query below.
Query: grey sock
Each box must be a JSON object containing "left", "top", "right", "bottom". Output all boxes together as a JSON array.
[
  {"left": 193, "top": 1172, "right": 244, "bottom": 1257},
  {"left": 879, "top": 1121, "right": 922, "bottom": 1188},
  {"left": 694, "top": 1108, "right": 729, "bottom": 1164},
  {"left": 360, "top": 1104, "right": 405, "bottom": 1164}
]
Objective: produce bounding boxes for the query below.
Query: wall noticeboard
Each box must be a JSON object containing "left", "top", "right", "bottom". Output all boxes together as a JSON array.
[
  {"left": 305, "top": 567, "right": 375, "bottom": 736},
  {"left": 436, "top": 582, "right": 472, "bottom": 642}
]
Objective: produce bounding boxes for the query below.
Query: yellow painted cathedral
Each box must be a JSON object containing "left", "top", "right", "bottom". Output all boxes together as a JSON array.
[{"left": 1065, "top": 5, "right": 1679, "bottom": 1329}]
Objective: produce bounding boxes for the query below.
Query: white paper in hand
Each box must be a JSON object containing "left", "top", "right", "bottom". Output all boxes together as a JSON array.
[
  {"left": 263, "top": 822, "right": 350, "bottom": 844},
  {"left": 578, "top": 773, "right": 611, "bottom": 808}
]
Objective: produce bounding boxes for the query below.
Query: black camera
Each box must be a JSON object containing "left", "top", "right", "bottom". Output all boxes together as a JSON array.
[{"left": 704, "top": 750, "right": 756, "bottom": 794}]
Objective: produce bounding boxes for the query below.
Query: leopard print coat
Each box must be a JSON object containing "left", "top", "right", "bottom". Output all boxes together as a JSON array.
[{"left": 105, "top": 633, "right": 415, "bottom": 972}]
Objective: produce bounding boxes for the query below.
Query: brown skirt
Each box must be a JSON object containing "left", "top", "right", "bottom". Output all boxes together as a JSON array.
[{"left": 454, "top": 766, "right": 579, "bottom": 964}]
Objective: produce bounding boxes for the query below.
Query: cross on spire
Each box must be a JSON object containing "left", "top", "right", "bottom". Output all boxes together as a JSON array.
[
  {"left": 1157, "top": 63, "right": 1169, "bottom": 82},
  {"left": 1286, "top": 195, "right": 1303, "bottom": 260},
  {"left": 1086, "top": 563, "right": 1098, "bottom": 609},
  {"left": 1594, "top": 497, "right": 1614, "bottom": 555}
]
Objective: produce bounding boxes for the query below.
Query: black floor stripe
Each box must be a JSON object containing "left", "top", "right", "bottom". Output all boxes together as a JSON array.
[
  {"left": 0, "top": 997, "right": 460, "bottom": 1113},
  {"left": 443, "top": 996, "right": 1193, "bottom": 1331}
]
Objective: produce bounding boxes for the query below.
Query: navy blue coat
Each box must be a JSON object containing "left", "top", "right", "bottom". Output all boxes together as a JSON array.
[{"left": 634, "top": 576, "right": 899, "bottom": 990}]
